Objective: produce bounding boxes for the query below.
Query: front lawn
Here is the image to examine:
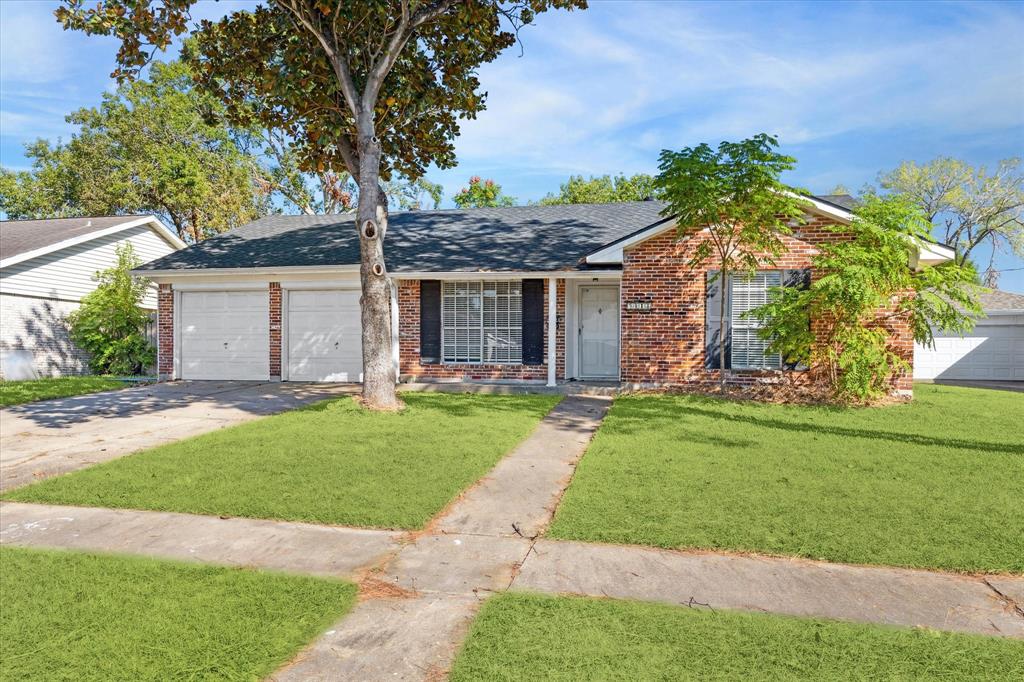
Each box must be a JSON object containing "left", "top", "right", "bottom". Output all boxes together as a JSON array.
[
  {"left": 450, "top": 593, "right": 1024, "bottom": 681},
  {"left": 0, "top": 376, "right": 129, "bottom": 407},
  {"left": 548, "top": 384, "right": 1024, "bottom": 573},
  {"left": 0, "top": 547, "right": 355, "bottom": 681},
  {"left": 4, "top": 393, "right": 559, "bottom": 529}
]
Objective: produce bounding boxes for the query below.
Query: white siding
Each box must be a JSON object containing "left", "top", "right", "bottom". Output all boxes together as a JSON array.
[
  {"left": 0, "top": 225, "right": 176, "bottom": 308},
  {"left": 0, "top": 294, "right": 89, "bottom": 377}
]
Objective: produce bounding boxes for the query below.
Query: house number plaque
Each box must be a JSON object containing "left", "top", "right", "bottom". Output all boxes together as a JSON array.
[{"left": 626, "top": 302, "right": 653, "bottom": 311}]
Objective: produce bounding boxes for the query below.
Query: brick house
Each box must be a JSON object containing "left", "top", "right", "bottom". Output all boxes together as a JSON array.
[{"left": 134, "top": 196, "right": 953, "bottom": 396}]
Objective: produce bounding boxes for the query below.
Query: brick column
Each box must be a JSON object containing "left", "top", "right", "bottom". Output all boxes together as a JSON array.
[
  {"left": 269, "top": 283, "right": 282, "bottom": 380},
  {"left": 157, "top": 283, "right": 174, "bottom": 380}
]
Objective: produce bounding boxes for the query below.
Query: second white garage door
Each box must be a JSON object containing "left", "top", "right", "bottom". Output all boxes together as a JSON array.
[
  {"left": 180, "top": 291, "right": 270, "bottom": 380},
  {"left": 914, "top": 317, "right": 1024, "bottom": 380},
  {"left": 286, "top": 289, "right": 362, "bottom": 382}
]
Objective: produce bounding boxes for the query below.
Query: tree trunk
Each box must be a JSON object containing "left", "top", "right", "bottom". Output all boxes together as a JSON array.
[
  {"left": 719, "top": 267, "right": 728, "bottom": 390},
  {"left": 356, "top": 134, "right": 400, "bottom": 410}
]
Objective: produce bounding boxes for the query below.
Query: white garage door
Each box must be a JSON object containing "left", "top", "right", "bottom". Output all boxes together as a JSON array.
[
  {"left": 179, "top": 291, "right": 269, "bottom": 380},
  {"left": 287, "top": 289, "right": 362, "bottom": 382},
  {"left": 914, "top": 318, "right": 1024, "bottom": 380}
]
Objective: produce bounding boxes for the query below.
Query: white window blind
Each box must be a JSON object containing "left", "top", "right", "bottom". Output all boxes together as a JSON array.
[
  {"left": 442, "top": 281, "right": 522, "bottom": 364},
  {"left": 730, "top": 271, "right": 782, "bottom": 369}
]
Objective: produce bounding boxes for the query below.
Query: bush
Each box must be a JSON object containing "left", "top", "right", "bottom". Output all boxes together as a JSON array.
[{"left": 68, "top": 243, "right": 155, "bottom": 375}]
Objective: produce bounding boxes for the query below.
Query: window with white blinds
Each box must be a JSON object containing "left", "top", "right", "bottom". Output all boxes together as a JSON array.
[
  {"left": 730, "top": 271, "right": 782, "bottom": 369},
  {"left": 441, "top": 281, "right": 522, "bottom": 364}
]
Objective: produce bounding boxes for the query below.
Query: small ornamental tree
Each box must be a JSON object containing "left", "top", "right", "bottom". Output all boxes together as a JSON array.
[
  {"left": 57, "top": 0, "right": 586, "bottom": 409},
  {"left": 453, "top": 176, "right": 516, "bottom": 208},
  {"left": 750, "top": 195, "right": 982, "bottom": 402},
  {"left": 654, "top": 134, "right": 809, "bottom": 388},
  {"left": 68, "top": 244, "right": 156, "bottom": 376}
]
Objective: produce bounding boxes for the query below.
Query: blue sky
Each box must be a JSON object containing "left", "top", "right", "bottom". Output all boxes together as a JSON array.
[{"left": 2, "top": 0, "right": 1023, "bottom": 290}]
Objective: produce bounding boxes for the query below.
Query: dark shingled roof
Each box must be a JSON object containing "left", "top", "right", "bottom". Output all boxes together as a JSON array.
[
  {"left": 136, "top": 201, "right": 671, "bottom": 273},
  {"left": 1, "top": 215, "right": 152, "bottom": 261},
  {"left": 815, "top": 194, "right": 858, "bottom": 211},
  {"left": 979, "top": 289, "right": 1024, "bottom": 311}
]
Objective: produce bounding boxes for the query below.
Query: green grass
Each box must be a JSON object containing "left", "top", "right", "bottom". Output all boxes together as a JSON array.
[
  {"left": 4, "top": 393, "right": 560, "bottom": 529},
  {"left": 548, "top": 384, "right": 1024, "bottom": 573},
  {"left": 449, "top": 593, "right": 1024, "bottom": 681},
  {"left": 0, "top": 376, "right": 129, "bottom": 407},
  {"left": 0, "top": 546, "right": 356, "bottom": 682}
]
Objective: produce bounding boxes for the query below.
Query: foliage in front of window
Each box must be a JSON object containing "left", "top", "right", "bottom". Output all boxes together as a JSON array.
[
  {"left": 68, "top": 244, "right": 156, "bottom": 376},
  {"left": 750, "top": 195, "right": 982, "bottom": 402},
  {"left": 654, "top": 134, "right": 809, "bottom": 387}
]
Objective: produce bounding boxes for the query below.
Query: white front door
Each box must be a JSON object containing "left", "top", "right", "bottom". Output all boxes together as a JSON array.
[
  {"left": 286, "top": 289, "right": 363, "bottom": 382},
  {"left": 179, "top": 291, "right": 269, "bottom": 380},
  {"left": 578, "top": 285, "right": 619, "bottom": 378}
]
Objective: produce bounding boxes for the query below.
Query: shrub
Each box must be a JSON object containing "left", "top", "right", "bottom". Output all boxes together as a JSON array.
[{"left": 68, "top": 243, "right": 155, "bottom": 375}]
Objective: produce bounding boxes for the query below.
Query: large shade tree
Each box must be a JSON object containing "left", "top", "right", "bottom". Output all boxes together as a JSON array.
[{"left": 58, "top": 0, "right": 586, "bottom": 409}]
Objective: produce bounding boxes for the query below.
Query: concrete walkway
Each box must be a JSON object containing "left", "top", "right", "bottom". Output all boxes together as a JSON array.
[
  {"left": 0, "top": 501, "right": 399, "bottom": 578},
  {"left": 2, "top": 393, "right": 1022, "bottom": 681},
  {"left": 0, "top": 381, "right": 355, "bottom": 492}
]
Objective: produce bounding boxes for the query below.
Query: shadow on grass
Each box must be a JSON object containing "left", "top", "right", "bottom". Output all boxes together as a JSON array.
[{"left": 615, "top": 399, "right": 1024, "bottom": 456}]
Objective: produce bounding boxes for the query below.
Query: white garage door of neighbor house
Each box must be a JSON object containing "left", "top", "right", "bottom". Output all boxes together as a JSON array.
[
  {"left": 180, "top": 291, "right": 270, "bottom": 381},
  {"left": 287, "top": 289, "right": 363, "bottom": 382},
  {"left": 914, "top": 319, "right": 1024, "bottom": 380}
]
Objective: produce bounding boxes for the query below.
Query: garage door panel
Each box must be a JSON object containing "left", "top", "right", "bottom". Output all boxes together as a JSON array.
[
  {"left": 287, "top": 289, "right": 362, "bottom": 383},
  {"left": 915, "top": 321, "right": 1023, "bottom": 381},
  {"left": 180, "top": 291, "right": 270, "bottom": 381}
]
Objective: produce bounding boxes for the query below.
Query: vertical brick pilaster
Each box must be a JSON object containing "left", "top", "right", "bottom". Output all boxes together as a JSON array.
[
  {"left": 157, "top": 283, "right": 174, "bottom": 380},
  {"left": 269, "top": 283, "right": 282, "bottom": 379}
]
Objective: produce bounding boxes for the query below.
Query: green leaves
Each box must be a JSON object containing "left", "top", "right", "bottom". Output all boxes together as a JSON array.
[
  {"left": 68, "top": 244, "right": 155, "bottom": 376},
  {"left": 538, "top": 173, "right": 659, "bottom": 205},
  {"left": 452, "top": 176, "right": 516, "bottom": 208},
  {"left": 655, "top": 134, "right": 807, "bottom": 275},
  {"left": 751, "top": 194, "right": 983, "bottom": 403}
]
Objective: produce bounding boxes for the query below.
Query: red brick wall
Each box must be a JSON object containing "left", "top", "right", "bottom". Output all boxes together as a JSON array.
[
  {"left": 620, "top": 216, "right": 914, "bottom": 394},
  {"left": 397, "top": 278, "right": 565, "bottom": 382},
  {"left": 269, "top": 283, "right": 282, "bottom": 379},
  {"left": 157, "top": 283, "right": 174, "bottom": 378}
]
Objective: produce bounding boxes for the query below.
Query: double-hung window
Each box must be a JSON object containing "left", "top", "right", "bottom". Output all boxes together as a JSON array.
[
  {"left": 441, "top": 281, "right": 522, "bottom": 364},
  {"left": 730, "top": 271, "right": 782, "bottom": 369}
]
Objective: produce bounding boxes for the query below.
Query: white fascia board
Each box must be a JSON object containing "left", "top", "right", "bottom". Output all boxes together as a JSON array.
[
  {"left": 785, "top": 192, "right": 854, "bottom": 223},
  {"left": 390, "top": 270, "right": 603, "bottom": 280},
  {"left": 585, "top": 222, "right": 678, "bottom": 265},
  {"left": 915, "top": 241, "right": 956, "bottom": 266},
  {"left": 1, "top": 215, "right": 185, "bottom": 269}
]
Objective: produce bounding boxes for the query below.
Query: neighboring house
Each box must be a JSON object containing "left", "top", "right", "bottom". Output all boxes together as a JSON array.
[
  {"left": 135, "top": 196, "right": 953, "bottom": 396},
  {"left": 0, "top": 215, "right": 185, "bottom": 379},
  {"left": 914, "top": 289, "right": 1024, "bottom": 381}
]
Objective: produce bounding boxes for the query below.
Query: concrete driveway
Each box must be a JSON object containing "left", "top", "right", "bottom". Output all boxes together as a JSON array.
[{"left": 0, "top": 381, "right": 357, "bottom": 492}]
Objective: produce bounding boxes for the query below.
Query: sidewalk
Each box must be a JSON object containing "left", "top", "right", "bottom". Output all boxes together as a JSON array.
[{"left": 3, "top": 393, "right": 1021, "bottom": 682}]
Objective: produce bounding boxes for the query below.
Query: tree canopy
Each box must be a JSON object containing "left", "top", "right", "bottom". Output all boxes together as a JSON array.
[
  {"left": 538, "top": 173, "right": 658, "bottom": 205},
  {"left": 452, "top": 176, "right": 516, "bottom": 208},
  {"left": 879, "top": 157, "right": 1023, "bottom": 283},
  {"left": 751, "top": 195, "right": 980, "bottom": 402},
  {"left": 1, "top": 60, "right": 264, "bottom": 241},
  {"left": 55, "top": 0, "right": 586, "bottom": 408}
]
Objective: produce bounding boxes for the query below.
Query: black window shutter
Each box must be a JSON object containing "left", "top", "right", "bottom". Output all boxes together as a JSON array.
[
  {"left": 419, "top": 280, "right": 441, "bottom": 364},
  {"left": 782, "top": 269, "right": 811, "bottom": 370},
  {"left": 784, "top": 269, "right": 811, "bottom": 290},
  {"left": 522, "top": 279, "right": 544, "bottom": 365},
  {"left": 705, "top": 270, "right": 731, "bottom": 370}
]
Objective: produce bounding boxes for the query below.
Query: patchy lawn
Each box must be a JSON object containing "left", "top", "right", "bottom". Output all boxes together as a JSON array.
[
  {"left": 449, "top": 593, "right": 1024, "bottom": 681},
  {"left": 548, "top": 384, "right": 1024, "bottom": 573},
  {"left": 0, "top": 376, "right": 129, "bottom": 407},
  {"left": 4, "top": 393, "right": 559, "bottom": 529},
  {"left": 0, "top": 547, "right": 355, "bottom": 681}
]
